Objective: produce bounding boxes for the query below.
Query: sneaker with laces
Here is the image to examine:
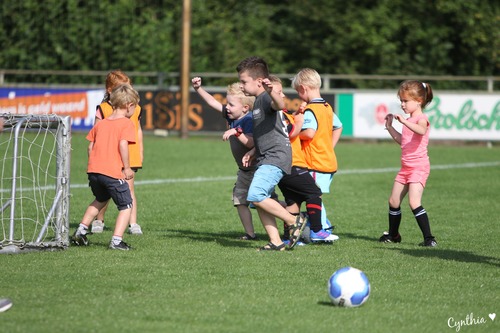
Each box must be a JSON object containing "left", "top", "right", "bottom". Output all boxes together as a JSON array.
[
  {"left": 71, "top": 230, "right": 89, "bottom": 246},
  {"left": 310, "top": 229, "right": 339, "bottom": 243},
  {"left": 108, "top": 240, "right": 131, "bottom": 250},
  {"left": 379, "top": 231, "right": 401, "bottom": 243},
  {"left": 419, "top": 238, "right": 437, "bottom": 247},
  {"left": 91, "top": 220, "right": 105, "bottom": 233},
  {"left": 128, "top": 224, "right": 143, "bottom": 235}
]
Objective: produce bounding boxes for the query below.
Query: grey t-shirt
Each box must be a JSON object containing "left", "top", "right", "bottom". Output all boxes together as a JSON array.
[{"left": 251, "top": 92, "right": 292, "bottom": 174}]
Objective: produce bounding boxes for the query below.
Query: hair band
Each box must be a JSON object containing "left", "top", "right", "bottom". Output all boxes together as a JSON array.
[{"left": 422, "top": 82, "right": 427, "bottom": 89}]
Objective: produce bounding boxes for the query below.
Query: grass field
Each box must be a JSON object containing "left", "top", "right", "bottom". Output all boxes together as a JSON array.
[{"left": 1, "top": 132, "right": 499, "bottom": 333}]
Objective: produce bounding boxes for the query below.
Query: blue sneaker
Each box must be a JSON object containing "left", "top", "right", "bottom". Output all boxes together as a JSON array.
[{"left": 310, "top": 229, "right": 339, "bottom": 243}]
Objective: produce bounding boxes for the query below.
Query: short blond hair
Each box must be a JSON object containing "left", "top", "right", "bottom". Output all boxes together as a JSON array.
[
  {"left": 110, "top": 84, "right": 140, "bottom": 109},
  {"left": 227, "top": 82, "right": 255, "bottom": 109},
  {"left": 291, "top": 68, "right": 322, "bottom": 90}
]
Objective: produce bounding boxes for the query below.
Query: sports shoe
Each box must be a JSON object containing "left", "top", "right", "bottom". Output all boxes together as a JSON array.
[
  {"left": 91, "top": 220, "right": 105, "bottom": 233},
  {"left": 128, "top": 224, "right": 143, "bottom": 235},
  {"left": 379, "top": 231, "right": 401, "bottom": 243},
  {"left": 108, "top": 240, "right": 131, "bottom": 251},
  {"left": 419, "top": 238, "right": 437, "bottom": 247},
  {"left": 71, "top": 230, "right": 89, "bottom": 246},
  {"left": 0, "top": 298, "right": 13, "bottom": 313},
  {"left": 310, "top": 229, "right": 339, "bottom": 243}
]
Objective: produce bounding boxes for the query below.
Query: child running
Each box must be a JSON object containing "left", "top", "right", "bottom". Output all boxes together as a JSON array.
[
  {"left": 71, "top": 84, "right": 139, "bottom": 250},
  {"left": 380, "top": 80, "right": 437, "bottom": 247},
  {"left": 237, "top": 56, "right": 307, "bottom": 251},
  {"left": 191, "top": 77, "right": 258, "bottom": 240}
]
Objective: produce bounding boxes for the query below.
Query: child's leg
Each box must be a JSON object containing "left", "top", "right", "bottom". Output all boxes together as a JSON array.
[
  {"left": 387, "top": 182, "right": 408, "bottom": 237},
  {"left": 253, "top": 197, "right": 297, "bottom": 227},
  {"left": 305, "top": 197, "right": 323, "bottom": 233},
  {"left": 113, "top": 208, "right": 132, "bottom": 239},
  {"left": 96, "top": 200, "right": 110, "bottom": 223},
  {"left": 80, "top": 200, "right": 107, "bottom": 231},
  {"left": 127, "top": 177, "right": 138, "bottom": 226},
  {"left": 408, "top": 183, "right": 434, "bottom": 242},
  {"left": 236, "top": 204, "right": 255, "bottom": 237},
  {"left": 256, "top": 206, "right": 282, "bottom": 245}
]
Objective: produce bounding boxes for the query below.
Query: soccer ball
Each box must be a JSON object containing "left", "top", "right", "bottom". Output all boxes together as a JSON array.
[{"left": 327, "top": 267, "right": 370, "bottom": 307}]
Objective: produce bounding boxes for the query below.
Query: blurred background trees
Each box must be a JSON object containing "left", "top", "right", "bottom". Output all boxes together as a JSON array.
[{"left": 0, "top": 0, "right": 498, "bottom": 88}]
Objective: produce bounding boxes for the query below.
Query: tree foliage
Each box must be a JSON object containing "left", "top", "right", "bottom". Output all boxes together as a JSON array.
[{"left": 0, "top": 0, "right": 498, "bottom": 88}]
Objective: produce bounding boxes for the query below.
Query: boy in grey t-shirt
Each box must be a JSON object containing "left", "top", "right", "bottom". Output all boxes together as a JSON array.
[{"left": 237, "top": 56, "right": 307, "bottom": 251}]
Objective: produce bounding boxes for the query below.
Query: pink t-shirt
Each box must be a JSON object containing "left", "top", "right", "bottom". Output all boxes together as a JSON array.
[{"left": 400, "top": 114, "right": 430, "bottom": 168}]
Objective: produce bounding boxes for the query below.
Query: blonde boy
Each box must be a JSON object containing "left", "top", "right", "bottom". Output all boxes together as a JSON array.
[
  {"left": 192, "top": 77, "right": 258, "bottom": 239},
  {"left": 292, "top": 68, "right": 343, "bottom": 236},
  {"left": 71, "top": 84, "right": 139, "bottom": 250}
]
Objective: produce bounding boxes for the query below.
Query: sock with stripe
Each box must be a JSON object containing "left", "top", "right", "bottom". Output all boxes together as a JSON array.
[
  {"left": 388, "top": 206, "right": 401, "bottom": 237},
  {"left": 412, "top": 205, "right": 434, "bottom": 240},
  {"left": 306, "top": 197, "right": 323, "bottom": 232}
]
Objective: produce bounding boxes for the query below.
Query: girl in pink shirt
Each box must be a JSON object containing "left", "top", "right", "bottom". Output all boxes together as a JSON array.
[{"left": 380, "top": 80, "right": 437, "bottom": 247}]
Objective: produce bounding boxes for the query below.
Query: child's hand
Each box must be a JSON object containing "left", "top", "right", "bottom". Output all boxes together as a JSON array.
[
  {"left": 123, "top": 167, "right": 134, "bottom": 180},
  {"left": 242, "top": 149, "right": 255, "bottom": 167},
  {"left": 293, "top": 101, "right": 307, "bottom": 116},
  {"left": 385, "top": 113, "right": 394, "bottom": 128},
  {"left": 262, "top": 78, "right": 273, "bottom": 94},
  {"left": 191, "top": 77, "right": 202, "bottom": 89},
  {"left": 222, "top": 128, "right": 236, "bottom": 141},
  {"left": 393, "top": 114, "right": 405, "bottom": 123}
]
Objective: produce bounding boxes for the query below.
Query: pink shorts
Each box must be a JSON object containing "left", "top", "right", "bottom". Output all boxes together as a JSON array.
[{"left": 395, "top": 165, "right": 430, "bottom": 187}]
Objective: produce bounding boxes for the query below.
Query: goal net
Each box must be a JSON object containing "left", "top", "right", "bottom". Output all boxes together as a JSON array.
[{"left": 0, "top": 113, "right": 71, "bottom": 254}]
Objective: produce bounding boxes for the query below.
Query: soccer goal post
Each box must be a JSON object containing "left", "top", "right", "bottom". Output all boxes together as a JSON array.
[{"left": 0, "top": 113, "right": 71, "bottom": 254}]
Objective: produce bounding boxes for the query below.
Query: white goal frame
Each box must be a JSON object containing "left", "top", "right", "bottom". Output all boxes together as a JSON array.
[{"left": 0, "top": 113, "right": 71, "bottom": 254}]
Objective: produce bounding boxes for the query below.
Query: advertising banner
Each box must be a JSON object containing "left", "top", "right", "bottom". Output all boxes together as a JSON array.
[{"left": 353, "top": 92, "right": 500, "bottom": 140}]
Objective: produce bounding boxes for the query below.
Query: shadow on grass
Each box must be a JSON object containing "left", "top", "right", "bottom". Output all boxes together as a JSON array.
[
  {"left": 165, "top": 228, "right": 265, "bottom": 248},
  {"left": 341, "top": 232, "right": 500, "bottom": 268},
  {"left": 340, "top": 232, "right": 378, "bottom": 242},
  {"left": 384, "top": 247, "right": 500, "bottom": 268}
]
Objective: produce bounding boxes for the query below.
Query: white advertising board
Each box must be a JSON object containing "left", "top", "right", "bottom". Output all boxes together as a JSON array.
[{"left": 353, "top": 92, "right": 500, "bottom": 140}]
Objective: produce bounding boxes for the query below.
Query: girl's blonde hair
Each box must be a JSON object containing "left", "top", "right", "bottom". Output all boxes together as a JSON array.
[
  {"left": 291, "top": 68, "right": 322, "bottom": 90},
  {"left": 227, "top": 83, "right": 255, "bottom": 109},
  {"left": 397, "top": 80, "right": 434, "bottom": 109}
]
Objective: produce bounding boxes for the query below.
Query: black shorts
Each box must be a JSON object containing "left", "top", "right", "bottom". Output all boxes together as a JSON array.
[
  {"left": 278, "top": 166, "right": 322, "bottom": 206},
  {"left": 88, "top": 173, "right": 133, "bottom": 211}
]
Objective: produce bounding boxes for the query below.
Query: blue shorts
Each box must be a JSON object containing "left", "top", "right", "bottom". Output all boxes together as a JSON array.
[
  {"left": 247, "top": 165, "right": 285, "bottom": 203},
  {"left": 88, "top": 173, "right": 133, "bottom": 211},
  {"left": 309, "top": 171, "right": 334, "bottom": 193}
]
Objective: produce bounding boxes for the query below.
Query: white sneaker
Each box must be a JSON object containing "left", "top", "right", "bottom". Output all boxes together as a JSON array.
[
  {"left": 0, "top": 298, "right": 13, "bottom": 313},
  {"left": 91, "top": 220, "right": 104, "bottom": 233},
  {"left": 128, "top": 224, "right": 143, "bottom": 235}
]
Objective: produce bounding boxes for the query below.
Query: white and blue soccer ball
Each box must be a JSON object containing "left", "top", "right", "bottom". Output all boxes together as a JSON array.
[{"left": 327, "top": 267, "right": 370, "bottom": 307}]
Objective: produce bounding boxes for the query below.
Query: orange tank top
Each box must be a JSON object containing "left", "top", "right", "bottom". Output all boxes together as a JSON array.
[{"left": 301, "top": 101, "right": 338, "bottom": 173}]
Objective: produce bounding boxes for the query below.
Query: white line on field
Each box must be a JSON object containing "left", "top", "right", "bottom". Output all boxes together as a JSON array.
[{"left": 66, "top": 161, "right": 498, "bottom": 189}]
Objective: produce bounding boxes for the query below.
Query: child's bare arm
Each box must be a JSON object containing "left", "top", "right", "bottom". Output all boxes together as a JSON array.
[
  {"left": 119, "top": 139, "right": 134, "bottom": 180},
  {"left": 385, "top": 114, "right": 402, "bottom": 144},
  {"left": 262, "top": 78, "right": 285, "bottom": 111},
  {"left": 395, "top": 114, "right": 428, "bottom": 135},
  {"left": 192, "top": 77, "right": 223, "bottom": 112},
  {"left": 332, "top": 127, "right": 342, "bottom": 148}
]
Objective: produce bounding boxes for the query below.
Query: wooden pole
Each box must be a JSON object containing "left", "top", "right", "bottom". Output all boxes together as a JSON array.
[{"left": 180, "top": 0, "right": 191, "bottom": 139}]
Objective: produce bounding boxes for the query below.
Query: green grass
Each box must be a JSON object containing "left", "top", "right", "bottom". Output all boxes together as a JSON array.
[{"left": 2, "top": 133, "right": 499, "bottom": 333}]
